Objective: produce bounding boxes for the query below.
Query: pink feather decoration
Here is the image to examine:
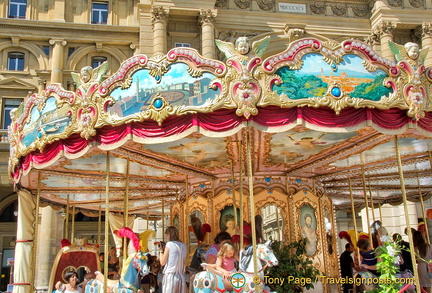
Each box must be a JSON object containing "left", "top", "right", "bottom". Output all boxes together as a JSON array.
[{"left": 117, "top": 227, "right": 140, "bottom": 251}]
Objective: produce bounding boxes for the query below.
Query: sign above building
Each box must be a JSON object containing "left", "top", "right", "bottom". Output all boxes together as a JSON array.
[{"left": 278, "top": 3, "right": 307, "bottom": 13}]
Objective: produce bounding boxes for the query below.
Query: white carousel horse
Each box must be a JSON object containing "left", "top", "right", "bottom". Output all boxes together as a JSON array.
[
  {"left": 193, "top": 241, "right": 278, "bottom": 293},
  {"left": 354, "top": 270, "right": 378, "bottom": 292}
]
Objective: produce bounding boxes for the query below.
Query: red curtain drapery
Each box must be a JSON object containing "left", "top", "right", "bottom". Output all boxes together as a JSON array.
[{"left": 13, "top": 106, "right": 431, "bottom": 181}]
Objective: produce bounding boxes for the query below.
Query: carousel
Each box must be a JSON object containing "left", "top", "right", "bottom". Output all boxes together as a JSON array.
[{"left": 7, "top": 34, "right": 432, "bottom": 293}]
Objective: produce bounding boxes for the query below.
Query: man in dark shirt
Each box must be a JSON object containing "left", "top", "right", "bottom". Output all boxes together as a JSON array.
[{"left": 340, "top": 243, "right": 355, "bottom": 293}]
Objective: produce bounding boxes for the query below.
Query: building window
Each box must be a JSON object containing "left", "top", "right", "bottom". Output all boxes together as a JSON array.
[
  {"left": 7, "top": 52, "right": 24, "bottom": 71},
  {"left": 68, "top": 47, "right": 77, "bottom": 56},
  {"left": 2, "top": 98, "right": 22, "bottom": 129},
  {"left": 175, "top": 43, "right": 191, "bottom": 48},
  {"left": 92, "top": 2, "right": 108, "bottom": 24},
  {"left": 91, "top": 56, "right": 107, "bottom": 68},
  {"left": 42, "top": 46, "right": 50, "bottom": 56},
  {"left": 9, "top": 0, "right": 26, "bottom": 19}
]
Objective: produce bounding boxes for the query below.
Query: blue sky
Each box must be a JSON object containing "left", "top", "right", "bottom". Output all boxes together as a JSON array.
[{"left": 299, "top": 53, "right": 384, "bottom": 77}]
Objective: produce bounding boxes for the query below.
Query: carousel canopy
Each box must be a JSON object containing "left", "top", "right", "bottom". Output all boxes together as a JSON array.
[{"left": 8, "top": 37, "right": 432, "bottom": 217}]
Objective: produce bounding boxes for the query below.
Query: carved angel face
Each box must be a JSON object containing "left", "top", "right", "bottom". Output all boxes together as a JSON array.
[
  {"left": 235, "top": 37, "right": 250, "bottom": 55},
  {"left": 404, "top": 42, "right": 419, "bottom": 60},
  {"left": 80, "top": 66, "right": 93, "bottom": 83}
]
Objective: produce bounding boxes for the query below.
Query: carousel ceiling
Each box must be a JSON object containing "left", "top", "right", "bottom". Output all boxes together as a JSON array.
[
  {"left": 8, "top": 37, "right": 432, "bottom": 217},
  {"left": 16, "top": 127, "right": 432, "bottom": 216}
]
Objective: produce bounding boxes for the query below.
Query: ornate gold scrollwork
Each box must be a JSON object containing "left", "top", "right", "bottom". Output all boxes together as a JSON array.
[
  {"left": 71, "top": 63, "right": 110, "bottom": 139},
  {"left": 141, "top": 94, "right": 177, "bottom": 126}
]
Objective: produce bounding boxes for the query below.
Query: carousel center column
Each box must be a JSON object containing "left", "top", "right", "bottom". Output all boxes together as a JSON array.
[
  {"left": 422, "top": 22, "right": 432, "bottom": 67},
  {"left": 199, "top": 9, "right": 217, "bottom": 59},
  {"left": 12, "top": 189, "right": 36, "bottom": 293},
  {"left": 49, "top": 39, "right": 67, "bottom": 84},
  {"left": 151, "top": 6, "right": 169, "bottom": 57}
]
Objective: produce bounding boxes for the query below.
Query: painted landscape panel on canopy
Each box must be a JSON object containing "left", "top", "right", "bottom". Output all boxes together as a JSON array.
[
  {"left": 21, "top": 97, "right": 72, "bottom": 148},
  {"left": 142, "top": 133, "right": 229, "bottom": 169},
  {"left": 268, "top": 130, "right": 357, "bottom": 164},
  {"left": 272, "top": 53, "right": 392, "bottom": 100},
  {"left": 107, "top": 63, "right": 220, "bottom": 117}
]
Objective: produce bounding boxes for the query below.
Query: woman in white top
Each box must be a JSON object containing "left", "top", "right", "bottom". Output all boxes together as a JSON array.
[{"left": 159, "top": 226, "right": 187, "bottom": 293}]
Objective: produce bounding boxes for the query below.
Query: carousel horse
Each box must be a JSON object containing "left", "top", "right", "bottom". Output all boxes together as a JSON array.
[
  {"left": 85, "top": 228, "right": 150, "bottom": 293},
  {"left": 193, "top": 241, "right": 278, "bottom": 293},
  {"left": 141, "top": 254, "right": 162, "bottom": 293}
]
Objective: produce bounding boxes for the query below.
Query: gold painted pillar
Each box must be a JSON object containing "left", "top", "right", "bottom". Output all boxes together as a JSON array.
[
  {"left": 49, "top": 39, "right": 67, "bottom": 84},
  {"left": 151, "top": 6, "right": 169, "bottom": 57},
  {"left": 422, "top": 22, "right": 432, "bottom": 67},
  {"left": 199, "top": 9, "right": 216, "bottom": 59},
  {"left": 394, "top": 136, "right": 421, "bottom": 292}
]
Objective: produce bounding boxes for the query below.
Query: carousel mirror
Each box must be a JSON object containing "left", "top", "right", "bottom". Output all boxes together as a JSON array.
[
  {"left": 324, "top": 209, "right": 333, "bottom": 255},
  {"left": 189, "top": 210, "right": 204, "bottom": 254},
  {"left": 261, "top": 204, "right": 283, "bottom": 242},
  {"left": 173, "top": 214, "right": 179, "bottom": 231}
]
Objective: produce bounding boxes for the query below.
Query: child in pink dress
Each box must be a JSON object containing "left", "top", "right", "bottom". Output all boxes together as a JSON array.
[{"left": 215, "top": 242, "right": 238, "bottom": 279}]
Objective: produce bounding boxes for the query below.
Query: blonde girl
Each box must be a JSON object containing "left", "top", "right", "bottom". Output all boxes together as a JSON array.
[{"left": 216, "top": 242, "right": 238, "bottom": 279}]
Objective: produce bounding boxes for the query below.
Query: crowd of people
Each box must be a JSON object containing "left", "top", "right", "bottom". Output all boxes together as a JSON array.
[
  {"left": 54, "top": 224, "right": 247, "bottom": 293},
  {"left": 339, "top": 221, "right": 432, "bottom": 293},
  {"left": 55, "top": 216, "right": 432, "bottom": 293}
]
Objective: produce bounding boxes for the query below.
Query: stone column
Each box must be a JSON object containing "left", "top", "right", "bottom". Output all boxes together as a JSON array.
[
  {"left": 53, "top": 0, "right": 65, "bottom": 22},
  {"left": 49, "top": 39, "right": 67, "bottom": 84},
  {"left": 375, "top": 21, "right": 396, "bottom": 61},
  {"left": 422, "top": 22, "right": 432, "bottom": 67},
  {"left": 366, "top": 31, "right": 381, "bottom": 55},
  {"left": 199, "top": 9, "right": 216, "bottom": 59},
  {"left": 151, "top": 6, "right": 169, "bottom": 57},
  {"left": 130, "top": 43, "right": 140, "bottom": 55}
]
